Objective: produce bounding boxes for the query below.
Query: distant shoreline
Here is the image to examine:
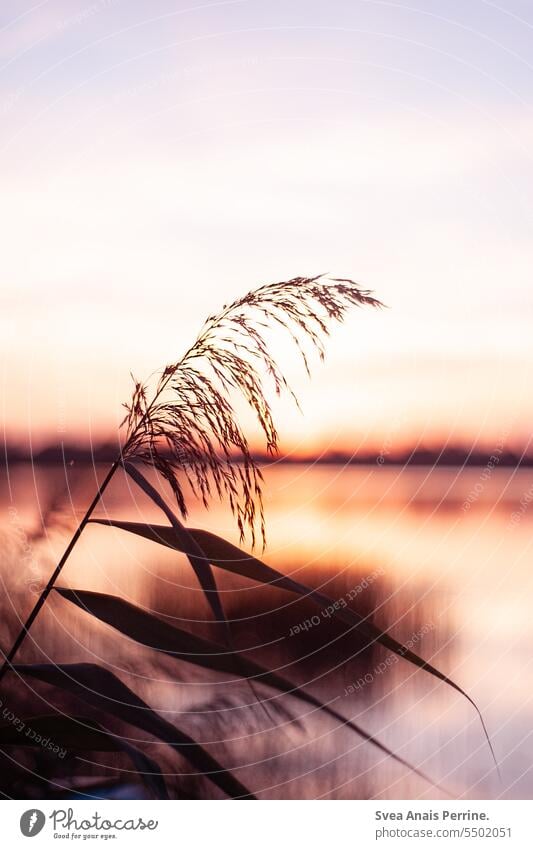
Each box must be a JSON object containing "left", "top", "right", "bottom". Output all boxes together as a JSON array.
[{"left": 2, "top": 443, "right": 532, "bottom": 469}]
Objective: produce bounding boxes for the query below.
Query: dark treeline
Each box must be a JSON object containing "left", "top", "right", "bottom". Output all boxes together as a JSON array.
[{"left": 2, "top": 441, "right": 531, "bottom": 468}]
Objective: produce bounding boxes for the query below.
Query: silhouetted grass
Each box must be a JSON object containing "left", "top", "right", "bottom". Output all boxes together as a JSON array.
[{"left": 0, "top": 276, "right": 498, "bottom": 798}]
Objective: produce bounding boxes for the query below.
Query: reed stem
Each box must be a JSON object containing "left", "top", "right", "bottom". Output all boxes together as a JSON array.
[
  {"left": 0, "top": 459, "right": 120, "bottom": 686},
  {"left": 0, "top": 362, "right": 178, "bottom": 687}
]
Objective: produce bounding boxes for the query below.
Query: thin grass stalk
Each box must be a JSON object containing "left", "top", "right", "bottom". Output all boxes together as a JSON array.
[
  {"left": 0, "top": 332, "right": 196, "bottom": 683},
  {"left": 0, "top": 459, "right": 121, "bottom": 686},
  {"left": 0, "top": 377, "right": 176, "bottom": 683}
]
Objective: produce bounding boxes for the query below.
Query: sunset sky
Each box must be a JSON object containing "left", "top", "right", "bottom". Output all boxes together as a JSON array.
[{"left": 2, "top": 0, "right": 533, "bottom": 457}]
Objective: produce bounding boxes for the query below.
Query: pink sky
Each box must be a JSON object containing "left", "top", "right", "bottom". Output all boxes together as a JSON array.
[{"left": 2, "top": 0, "right": 533, "bottom": 456}]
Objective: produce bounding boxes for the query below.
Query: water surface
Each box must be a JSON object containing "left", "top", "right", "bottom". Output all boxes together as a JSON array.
[{"left": 1, "top": 462, "right": 532, "bottom": 799}]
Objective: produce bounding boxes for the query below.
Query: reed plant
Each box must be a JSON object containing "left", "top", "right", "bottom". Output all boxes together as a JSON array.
[{"left": 0, "top": 275, "right": 497, "bottom": 798}]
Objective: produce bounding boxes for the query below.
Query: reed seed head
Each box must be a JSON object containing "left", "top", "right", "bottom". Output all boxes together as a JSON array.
[{"left": 121, "top": 275, "right": 382, "bottom": 547}]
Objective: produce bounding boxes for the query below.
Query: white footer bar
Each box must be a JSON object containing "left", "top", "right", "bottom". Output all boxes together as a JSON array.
[{"left": 4, "top": 800, "right": 532, "bottom": 848}]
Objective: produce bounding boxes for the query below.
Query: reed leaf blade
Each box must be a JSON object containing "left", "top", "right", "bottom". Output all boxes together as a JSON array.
[
  {"left": 0, "top": 713, "right": 168, "bottom": 798},
  {"left": 88, "top": 517, "right": 497, "bottom": 769},
  {"left": 55, "top": 587, "right": 449, "bottom": 793},
  {"left": 14, "top": 663, "right": 255, "bottom": 799}
]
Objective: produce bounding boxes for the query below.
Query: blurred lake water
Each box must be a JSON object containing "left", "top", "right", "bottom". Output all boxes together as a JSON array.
[{"left": 1, "top": 461, "right": 532, "bottom": 799}]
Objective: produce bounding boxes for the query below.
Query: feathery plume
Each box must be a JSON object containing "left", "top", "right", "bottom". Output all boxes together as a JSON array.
[{"left": 121, "top": 275, "right": 383, "bottom": 546}]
